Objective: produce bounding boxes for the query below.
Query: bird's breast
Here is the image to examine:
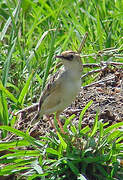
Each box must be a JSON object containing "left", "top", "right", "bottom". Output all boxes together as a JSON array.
[{"left": 62, "top": 78, "right": 81, "bottom": 103}]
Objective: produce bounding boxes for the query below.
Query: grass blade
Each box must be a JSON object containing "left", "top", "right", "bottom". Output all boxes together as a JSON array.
[
  {"left": 0, "top": 126, "right": 35, "bottom": 143},
  {"left": 89, "top": 111, "right": 98, "bottom": 137},
  {"left": 18, "top": 72, "right": 34, "bottom": 105},
  {"left": 0, "top": 5, "right": 18, "bottom": 41},
  {"left": 104, "top": 122, "right": 123, "bottom": 135},
  {"left": 0, "top": 81, "right": 17, "bottom": 103},
  {"left": 2, "top": 38, "right": 16, "bottom": 87},
  {"left": 57, "top": 131, "right": 67, "bottom": 150},
  {"left": 78, "top": 100, "right": 93, "bottom": 131}
]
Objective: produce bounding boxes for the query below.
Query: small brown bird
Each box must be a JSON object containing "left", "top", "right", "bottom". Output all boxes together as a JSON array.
[{"left": 31, "top": 50, "right": 83, "bottom": 133}]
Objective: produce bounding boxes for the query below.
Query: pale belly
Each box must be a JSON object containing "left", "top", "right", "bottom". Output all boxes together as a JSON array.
[
  {"left": 42, "top": 79, "right": 81, "bottom": 115},
  {"left": 61, "top": 79, "right": 81, "bottom": 107}
]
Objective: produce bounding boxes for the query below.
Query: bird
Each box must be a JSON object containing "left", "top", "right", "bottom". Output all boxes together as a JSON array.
[{"left": 31, "top": 50, "right": 83, "bottom": 134}]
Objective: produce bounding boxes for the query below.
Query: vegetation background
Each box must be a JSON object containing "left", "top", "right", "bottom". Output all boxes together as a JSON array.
[{"left": 0, "top": 0, "right": 123, "bottom": 179}]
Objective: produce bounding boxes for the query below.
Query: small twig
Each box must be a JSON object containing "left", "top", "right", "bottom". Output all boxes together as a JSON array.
[
  {"left": 83, "top": 61, "right": 123, "bottom": 68},
  {"left": 113, "top": 54, "right": 123, "bottom": 58},
  {"left": 81, "top": 53, "right": 96, "bottom": 58},
  {"left": 83, "top": 63, "right": 102, "bottom": 68},
  {"left": 81, "top": 60, "right": 123, "bottom": 79},
  {"left": 80, "top": 46, "right": 122, "bottom": 59},
  {"left": 100, "top": 47, "right": 117, "bottom": 51},
  {"left": 81, "top": 65, "right": 107, "bottom": 79},
  {"left": 78, "top": 32, "right": 88, "bottom": 53},
  {"left": 83, "top": 76, "right": 115, "bottom": 89},
  {"left": 106, "top": 62, "right": 123, "bottom": 66}
]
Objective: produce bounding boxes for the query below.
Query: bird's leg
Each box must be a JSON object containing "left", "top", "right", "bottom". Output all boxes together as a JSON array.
[
  {"left": 31, "top": 113, "right": 40, "bottom": 125},
  {"left": 56, "top": 112, "right": 65, "bottom": 134},
  {"left": 45, "top": 115, "right": 56, "bottom": 131}
]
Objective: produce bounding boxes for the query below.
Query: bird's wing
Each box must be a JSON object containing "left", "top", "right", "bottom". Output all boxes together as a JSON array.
[
  {"left": 30, "top": 68, "right": 65, "bottom": 124},
  {"left": 38, "top": 68, "right": 64, "bottom": 112}
]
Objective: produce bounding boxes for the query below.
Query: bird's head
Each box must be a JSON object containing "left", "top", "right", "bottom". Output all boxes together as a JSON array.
[{"left": 56, "top": 50, "right": 82, "bottom": 72}]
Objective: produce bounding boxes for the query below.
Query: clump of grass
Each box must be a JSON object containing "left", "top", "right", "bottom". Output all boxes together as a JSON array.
[{"left": 0, "top": 102, "right": 122, "bottom": 179}]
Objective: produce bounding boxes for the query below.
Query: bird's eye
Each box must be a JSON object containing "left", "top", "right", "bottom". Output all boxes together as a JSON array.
[{"left": 67, "top": 54, "right": 74, "bottom": 60}]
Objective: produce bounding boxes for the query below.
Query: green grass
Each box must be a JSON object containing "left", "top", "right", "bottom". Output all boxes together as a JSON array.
[
  {"left": 0, "top": 0, "right": 123, "bottom": 179},
  {"left": 0, "top": 112, "right": 122, "bottom": 179}
]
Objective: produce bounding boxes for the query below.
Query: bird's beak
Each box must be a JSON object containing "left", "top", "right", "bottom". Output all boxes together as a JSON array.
[{"left": 55, "top": 55, "right": 64, "bottom": 59}]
